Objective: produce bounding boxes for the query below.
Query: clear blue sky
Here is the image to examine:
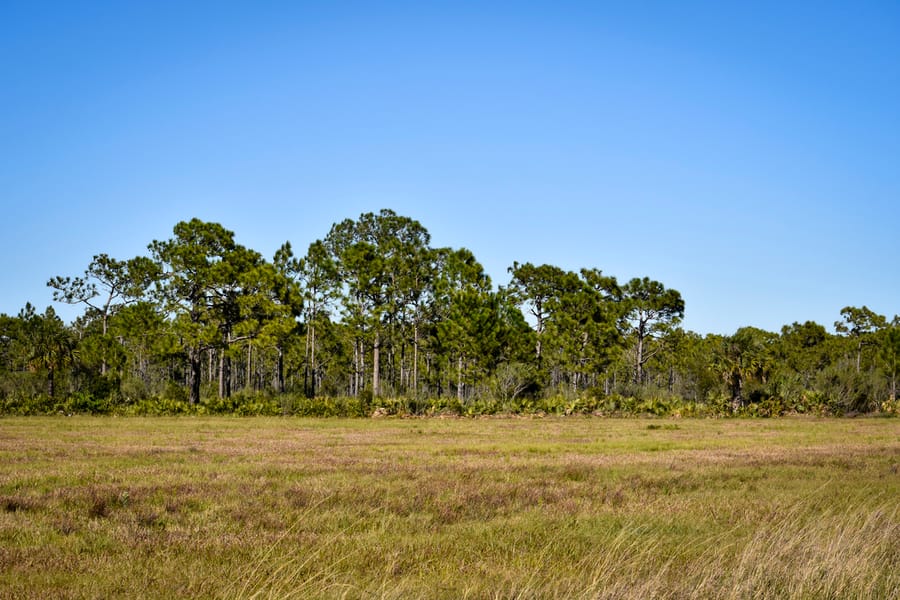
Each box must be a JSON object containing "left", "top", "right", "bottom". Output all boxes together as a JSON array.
[{"left": 2, "top": 1, "right": 899, "bottom": 335}]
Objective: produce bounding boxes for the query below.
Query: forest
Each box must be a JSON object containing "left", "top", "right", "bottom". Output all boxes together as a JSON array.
[{"left": 1, "top": 208, "right": 898, "bottom": 417}]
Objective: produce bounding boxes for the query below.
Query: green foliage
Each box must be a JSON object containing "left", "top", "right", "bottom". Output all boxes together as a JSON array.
[
  {"left": 0, "top": 392, "right": 55, "bottom": 415},
  {"left": 4, "top": 211, "right": 900, "bottom": 417},
  {"left": 816, "top": 363, "right": 883, "bottom": 415},
  {"left": 121, "top": 397, "right": 194, "bottom": 416},
  {"left": 289, "top": 395, "right": 370, "bottom": 417},
  {"left": 620, "top": 276, "right": 685, "bottom": 385},
  {"left": 880, "top": 398, "right": 900, "bottom": 414}
]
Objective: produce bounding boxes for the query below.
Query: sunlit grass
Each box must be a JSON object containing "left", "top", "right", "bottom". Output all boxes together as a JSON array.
[{"left": 0, "top": 416, "right": 898, "bottom": 598}]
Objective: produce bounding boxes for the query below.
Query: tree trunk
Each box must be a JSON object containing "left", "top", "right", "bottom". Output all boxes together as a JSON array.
[
  {"left": 310, "top": 324, "right": 317, "bottom": 398},
  {"left": 635, "top": 334, "right": 644, "bottom": 385},
  {"left": 218, "top": 351, "right": 225, "bottom": 398},
  {"left": 189, "top": 348, "right": 202, "bottom": 405},
  {"left": 359, "top": 340, "right": 365, "bottom": 397},
  {"left": 373, "top": 331, "right": 381, "bottom": 397},
  {"left": 399, "top": 341, "right": 405, "bottom": 394},
  {"left": 226, "top": 355, "right": 232, "bottom": 397},
  {"left": 100, "top": 311, "right": 109, "bottom": 376},
  {"left": 388, "top": 339, "right": 396, "bottom": 394},
  {"left": 891, "top": 370, "right": 897, "bottom": 402},
  {"left": 303, "top": 335, "right": 309, "bottom": 397},
  {"left": 352, "top": 339, "right": 364, "bottom": 397},
  {"left": 350, "top": 341, "right": 357, "bottom": 397},
  {"left": 276, "top": 345, "right": 285, "bottom": 394},
  {"left": 246, "top": 344, "right": 252, "bottom": 391},
  {"left": 352, "top": 341, "right": 358, "bottom": 397},
  {"left": 217, "top": 351, "right": 232, "bottom": 399},
  {"left": 730, "top": 374, "right": 743, "bottom": 412},
  {"left": 457, "top": 355, "right": 463, "bottom": 402},
  {"left": 413, "top": 323, "right": 419, "bottom": 398}
]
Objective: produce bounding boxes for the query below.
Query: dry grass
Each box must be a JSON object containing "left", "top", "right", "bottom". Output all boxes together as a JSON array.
[{"left": 0, "top": 416, "right": 897, "bottom": 598}]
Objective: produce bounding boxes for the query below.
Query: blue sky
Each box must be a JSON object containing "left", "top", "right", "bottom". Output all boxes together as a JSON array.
[{"left": 2, "top": 1, "right": 899, "bottom": 335}]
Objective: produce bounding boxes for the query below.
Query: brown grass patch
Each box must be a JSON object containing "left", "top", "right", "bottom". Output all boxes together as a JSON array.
[{"left": 0, "top": 416, "right": 896, "bottom": 599}]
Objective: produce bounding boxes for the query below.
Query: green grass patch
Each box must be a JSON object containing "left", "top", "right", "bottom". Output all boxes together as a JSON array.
[{"left": 0, "top": 416, "right": 898, "bottom": 598}]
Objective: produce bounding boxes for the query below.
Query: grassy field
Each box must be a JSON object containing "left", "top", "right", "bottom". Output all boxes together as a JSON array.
[{"left": 0, "top": 416, "right": 898, "bottom": 599}]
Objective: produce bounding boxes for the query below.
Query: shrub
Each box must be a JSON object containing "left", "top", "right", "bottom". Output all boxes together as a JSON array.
[{"left": 61, "top": 392, "right": 113, "bottom": 415}]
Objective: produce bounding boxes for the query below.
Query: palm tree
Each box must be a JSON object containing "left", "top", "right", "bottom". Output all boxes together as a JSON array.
[
  {"left": 25, "top": 307, "right": 75, "bottom": 398},
  {"left": 716, "top": 327, "right": 775, "bottom": 411}
]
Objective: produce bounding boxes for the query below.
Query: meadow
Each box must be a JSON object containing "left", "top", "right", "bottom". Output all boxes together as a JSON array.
[{"left": 0, "top": 416, "right": 898, "bottom": 599}]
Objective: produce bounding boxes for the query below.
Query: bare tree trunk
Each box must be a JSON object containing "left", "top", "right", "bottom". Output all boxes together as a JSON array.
[
  {"left": 244, "top": 344, "right": 251, "bottom": 391},
  {"left": 310, "top": 324, "right": 317, "bottom": 398},
  {"left": 891, "top": 370, "right": 897, "bottom": 402},
  {"left": 218, "top": 351, "right": 225, "bottom": 398},
  {"left": 100, "top": 312, "right": 108, "bottom": 376},
  {"left": 351, "top": 341, "right": 357, "bottom": 397},
  {"left": 353, "top": 341, "right": 359, "bottom": 397},
  {"left": 635, "top": 334, "right": 644, "bottom": 385},
  {"left": 373, "top": 332, "right": 381, "bottom": 397},
  {"left": 534, "top": 300, "right": 544, "bottom": 362},
  {"left": 399, "top": 342, "right": 406, "bottom": 394},
  {"left": 276, "top": 345, "right": 285, "bottom": 394},
  {"left": 352, "top": 339, "right": 365, "bottom": 397},
  {"left": 413, "top": 323, "right": 419, "bottom": 397},
  {"left": 226, "top": 356, "right": 232, "bottom": 397},
  {"left": 189, "top": 348, "right": 202, "bottom": 405},
  {"left": 731, "top": 375, "right": 744, "bottom": 412},
  {"left": 360, "top": 341, "right": 366, "bottom": 396},
  {"left": 303, "top": 323, "right": 310, "bottom": 397},
  {"left": 457, "top": 355, "right": 463, "bottom": 402},
  {"left": 217, "top": 342, "right": 233, "bottom": 399}
]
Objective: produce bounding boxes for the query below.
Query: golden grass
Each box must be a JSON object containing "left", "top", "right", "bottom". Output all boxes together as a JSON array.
[{"left": 0, "top": 416, "right": 898, "bottom": 598}]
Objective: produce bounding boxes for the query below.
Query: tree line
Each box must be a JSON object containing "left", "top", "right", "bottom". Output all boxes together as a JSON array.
[{"left": 2, "top": 209, "right": 898, "bottom": 416}]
